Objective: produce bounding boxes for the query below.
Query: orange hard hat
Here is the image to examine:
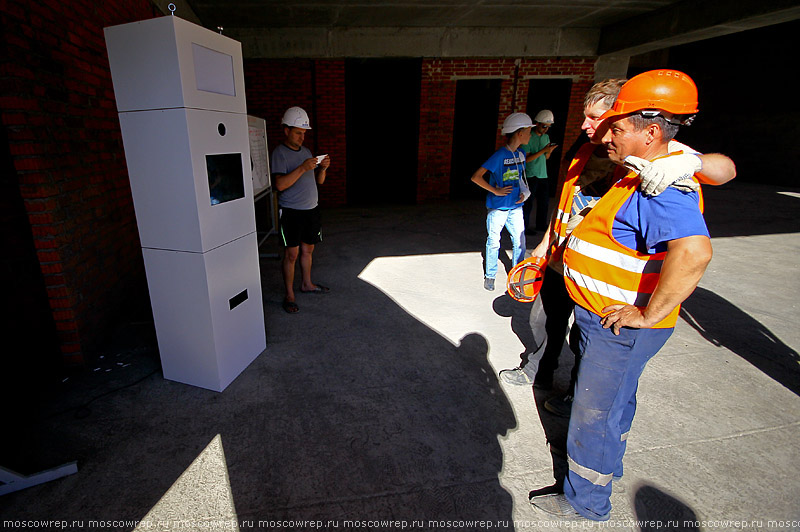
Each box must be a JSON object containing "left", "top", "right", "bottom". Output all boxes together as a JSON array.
[
  {"left": 601, "top": 69, "right": 698, "bottom": 121},
  {"left": 507, "top": 256, "right": 548, "bottom": 303}
]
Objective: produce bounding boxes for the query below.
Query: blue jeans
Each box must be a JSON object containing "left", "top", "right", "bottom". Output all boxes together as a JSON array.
[
  {"left": 564, "top": 305, "right": 673, "bottom": 520},
  {"left": 485, "top": 207, "right": 525, "bottom": 279}
]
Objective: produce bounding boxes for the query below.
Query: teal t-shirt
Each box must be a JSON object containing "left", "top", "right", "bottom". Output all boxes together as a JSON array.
[{"left": 522, "top": 132, "right": 550, "bottom": 179}]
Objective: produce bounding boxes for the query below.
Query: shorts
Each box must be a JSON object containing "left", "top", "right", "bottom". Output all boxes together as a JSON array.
[{"left": 279, "top": 206, "right": 322, "bottom": 247}]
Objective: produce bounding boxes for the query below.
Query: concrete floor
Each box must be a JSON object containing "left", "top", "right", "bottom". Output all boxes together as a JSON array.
[{"left": 1, "top": 182, "right": 799, "bottom": 532}]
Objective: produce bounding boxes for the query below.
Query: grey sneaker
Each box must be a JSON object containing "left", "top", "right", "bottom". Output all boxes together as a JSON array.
[
  {"left": 544, "top": 393, "right": 574, "bottom": 418},
  {"left": 499, "top": 367, "right": 535, "bottom": 386},
  {"left": 484, "top": 277, "right": 495, "bottom": 291},
  {"left": 529, "top": 493, "right": 583, "bottom": 519},
  {"left": 530, "top": 493, "right": 607, "bottom": 521}
]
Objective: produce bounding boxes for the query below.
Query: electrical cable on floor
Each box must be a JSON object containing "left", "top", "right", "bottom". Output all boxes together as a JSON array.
[{"left": 43, "top": 369, "right": 159, "bottom": 421}]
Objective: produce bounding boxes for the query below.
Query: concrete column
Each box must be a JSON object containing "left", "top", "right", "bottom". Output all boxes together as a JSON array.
[{"left": 594, "top": 55, "right": 630, "bottom": 82}]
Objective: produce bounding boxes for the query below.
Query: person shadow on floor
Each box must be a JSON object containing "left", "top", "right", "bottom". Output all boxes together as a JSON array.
[
  {"left": 680, "top": 287, "right": 800, "bottom": 396},
  {"left": 492, "top": 293, "right": 572, "bottom": 494}
]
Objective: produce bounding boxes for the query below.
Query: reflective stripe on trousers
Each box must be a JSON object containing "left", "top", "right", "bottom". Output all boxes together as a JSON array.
[{"left": 564, "top": 305, "right": 672, "bottom": 521}]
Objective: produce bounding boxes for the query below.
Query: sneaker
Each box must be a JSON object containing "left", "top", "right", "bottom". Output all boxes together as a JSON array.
[
  {"left": 499, "top": 367, "right": 535, "bottom": 386},
  {"left": 529, "top": 493, "right": 585, "bottom": 520},
  {"left": 484, "top": 277, "right": 495, "bottom": 291},
  {"left": 544, "top": 393, "right": 573, "bottom": 418},
  {"left": 530, "top": 493, "right": 609, "bottom": 522}
]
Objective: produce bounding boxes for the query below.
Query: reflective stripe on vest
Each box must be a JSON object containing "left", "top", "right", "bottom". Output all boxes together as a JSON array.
[{"left": 562, "top": 167, "right": 703, "bottom": 329}]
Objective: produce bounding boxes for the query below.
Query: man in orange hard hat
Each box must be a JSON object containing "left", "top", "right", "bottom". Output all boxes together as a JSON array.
[
  {"left": 529, "top": 70, "right": 725, "bottom": 521},
  {"left": 500, "top": 78, "right": 734, "bottom": 396}
]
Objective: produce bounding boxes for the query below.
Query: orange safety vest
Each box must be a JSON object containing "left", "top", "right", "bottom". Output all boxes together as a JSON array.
[
  {"left": 562, "top": 157, "right": 703, "bottom": 329},
  {"left": 548, "top": 143, "right": 626, "bottom": 265}
]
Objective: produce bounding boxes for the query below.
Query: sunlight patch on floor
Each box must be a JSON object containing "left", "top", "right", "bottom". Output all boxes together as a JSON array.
[
  {"left": 135, "top": 435, "right": 239, "bottom": 531},
  {"left": 358, "top": 252, "right": 515, "bottom": 350}
]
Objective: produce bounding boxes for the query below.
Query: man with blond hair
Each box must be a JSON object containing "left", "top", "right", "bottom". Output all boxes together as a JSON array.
[{"left": 529, "top": 69, "right": 733, "bottom": 521}]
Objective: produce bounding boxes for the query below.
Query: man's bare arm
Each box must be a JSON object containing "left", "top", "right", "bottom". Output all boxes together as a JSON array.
[
  {"left": 600, "top": 235, "right": 713, "bottom": 334},
  {"left": 695, "top": 153, "right": 736, "bottom": 185},
  {"left": 275, "top": 157, "right": 318, "bottom": 191}
]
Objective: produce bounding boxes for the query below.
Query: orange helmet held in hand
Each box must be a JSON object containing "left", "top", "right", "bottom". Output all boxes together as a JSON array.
[
  {"left": 507, "top": 256, "right": 548, "bottom": 303},
  {"left": 601, "top": 69, "right": 698, "bottom": 123}
]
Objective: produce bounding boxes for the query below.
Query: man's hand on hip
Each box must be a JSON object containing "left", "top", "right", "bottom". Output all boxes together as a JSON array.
[{"left": 600, "top": 304, "right": 652, "bottom": 335}]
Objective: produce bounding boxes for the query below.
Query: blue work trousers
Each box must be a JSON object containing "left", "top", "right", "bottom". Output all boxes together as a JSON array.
[{"left": 564, "top": 305, "right": 673, "bottom": 521}]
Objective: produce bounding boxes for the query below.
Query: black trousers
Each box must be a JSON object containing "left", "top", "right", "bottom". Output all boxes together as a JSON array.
[
  {"left": 523, "top": 178, "right": 550, "bottom": 231},
  {"left": 534, "top": 267, "right": 580, "bottom": 384}
]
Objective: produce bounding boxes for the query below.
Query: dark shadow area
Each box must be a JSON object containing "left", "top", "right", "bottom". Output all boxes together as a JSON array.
[
  {"left": 633, "top": 484, "right": 699, "bottom": 532},
  {"left": 0, "top": 122, "right": 63, "bottom": 475},
  {"left": 700, "top": 184, "right": 800, "bottom": 238},
  {"left": 0, "top": 201, "right": 515, "bottom": 531},
  {"left": 450, "top": 79, "right": 502, "bottom": 201},
  {"left": 346, "top": 58, "right": 421, "bottom": 206},
  {"left": 657, "top": 19, "right": 800, "bottom": 189},
  {"left": 492, "top": 293, "right": 571, "bottom": 492},
  {"left": 681, "top": 287, "right": 800, "bottom": 397},
  {"left": 526, "top": 78, "right": 572, "bottom": 195}
]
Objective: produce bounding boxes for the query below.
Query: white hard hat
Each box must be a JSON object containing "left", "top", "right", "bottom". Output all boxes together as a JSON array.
[
  {"left": 281, "top": 106, "right": 312, "bottom": 129},
  {"left": 534, "top": 110, "right": 555, "bottom": 125},
  {"left": 501, "top": 112, "right": 534, "bottom": 134}
]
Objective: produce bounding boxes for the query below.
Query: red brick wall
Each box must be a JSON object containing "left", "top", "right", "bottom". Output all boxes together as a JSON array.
[
  {"left": 0, "top": 0, "right": 158, "bottom": 364},
  {"left": 244, "top": 59, "right": 347, "bottom": 207},
  {"left": 313, "top": 60, "right": 347, "bottom": 207},
  {"left": 245, "top": 57, "right": 596, "bottom": 205},
  {"left": 2, "top": 0, "right": 598, "bottom": 366},
  {"left": 417, "top": 58, "right": 595, "bottom": 203}
]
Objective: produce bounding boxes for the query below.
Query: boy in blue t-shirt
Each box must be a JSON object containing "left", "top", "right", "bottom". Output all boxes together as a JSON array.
[{"left": 470, "top": 112, "right": 533, "bottom": 291}]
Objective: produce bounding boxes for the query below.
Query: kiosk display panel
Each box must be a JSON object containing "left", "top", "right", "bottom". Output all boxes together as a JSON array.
[{"left": 206, "top": 153, "right": 245, "bottom": 205}]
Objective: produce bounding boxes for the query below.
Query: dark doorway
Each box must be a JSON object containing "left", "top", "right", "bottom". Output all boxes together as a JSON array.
[
  {"left": 346, "top": 58, "right": 421, "bottom": 205},
  {"left": 526, "top": 78, "right": 573, "bottom": 190},
  {"left": 450, "top": 79, "right": 502, "bottom": 200}
]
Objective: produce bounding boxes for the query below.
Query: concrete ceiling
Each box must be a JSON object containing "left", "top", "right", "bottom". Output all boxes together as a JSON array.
[
  {"left": 161, "top": 0, "right": 800, "bottom": 60},
  {"left": 185, "top": 0, "right": 675, "bottom": 30}
]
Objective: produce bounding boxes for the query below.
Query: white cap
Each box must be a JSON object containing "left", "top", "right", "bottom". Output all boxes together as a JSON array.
[
  {"left": 501, "top": 112, "right": 534, "bottom": 134},
  {"left": 281, "top": 106, "right": 312, "bottom": 129},
  {"left": 534, "top": 109, "right": 555, "bottom": 125}
]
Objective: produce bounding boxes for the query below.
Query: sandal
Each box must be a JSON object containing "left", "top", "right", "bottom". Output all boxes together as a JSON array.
[
  {"left": 300, "top": 284, "right": 330, "bottom": 294},
  {"left": 282, "top": 299, "right": 299, "bottom": 314}
]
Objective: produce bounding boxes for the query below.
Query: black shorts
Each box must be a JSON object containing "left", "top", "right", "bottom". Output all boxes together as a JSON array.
[{"left": 279, "top": 206, "right": 322, "bottom": 247}]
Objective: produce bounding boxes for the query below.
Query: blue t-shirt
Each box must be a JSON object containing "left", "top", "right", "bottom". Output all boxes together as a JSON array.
[
  {"left": 481, "top": 147, "right": 525, "bottom": 210},
  {"left": 612, "top": 187, "right": 709, "bottom": 254}
]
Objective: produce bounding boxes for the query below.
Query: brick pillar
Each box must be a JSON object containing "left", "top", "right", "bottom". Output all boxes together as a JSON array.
[{"left": 417, "top": 59, "right": 457, "bottom": 203}]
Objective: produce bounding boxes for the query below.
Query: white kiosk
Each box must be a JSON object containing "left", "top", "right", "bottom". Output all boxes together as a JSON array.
[{"left": 105, "top": 15, "right": 266, "bottom": 392}]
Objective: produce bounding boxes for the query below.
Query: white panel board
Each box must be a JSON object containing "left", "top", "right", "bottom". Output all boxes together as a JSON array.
[{"left": 247, "top": 115, "right": 271, "bottom": 199}]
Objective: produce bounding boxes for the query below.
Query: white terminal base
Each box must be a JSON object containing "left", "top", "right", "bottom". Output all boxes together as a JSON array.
[{"left": 143, "top": 232, "right": 266, "bottom": 392}]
